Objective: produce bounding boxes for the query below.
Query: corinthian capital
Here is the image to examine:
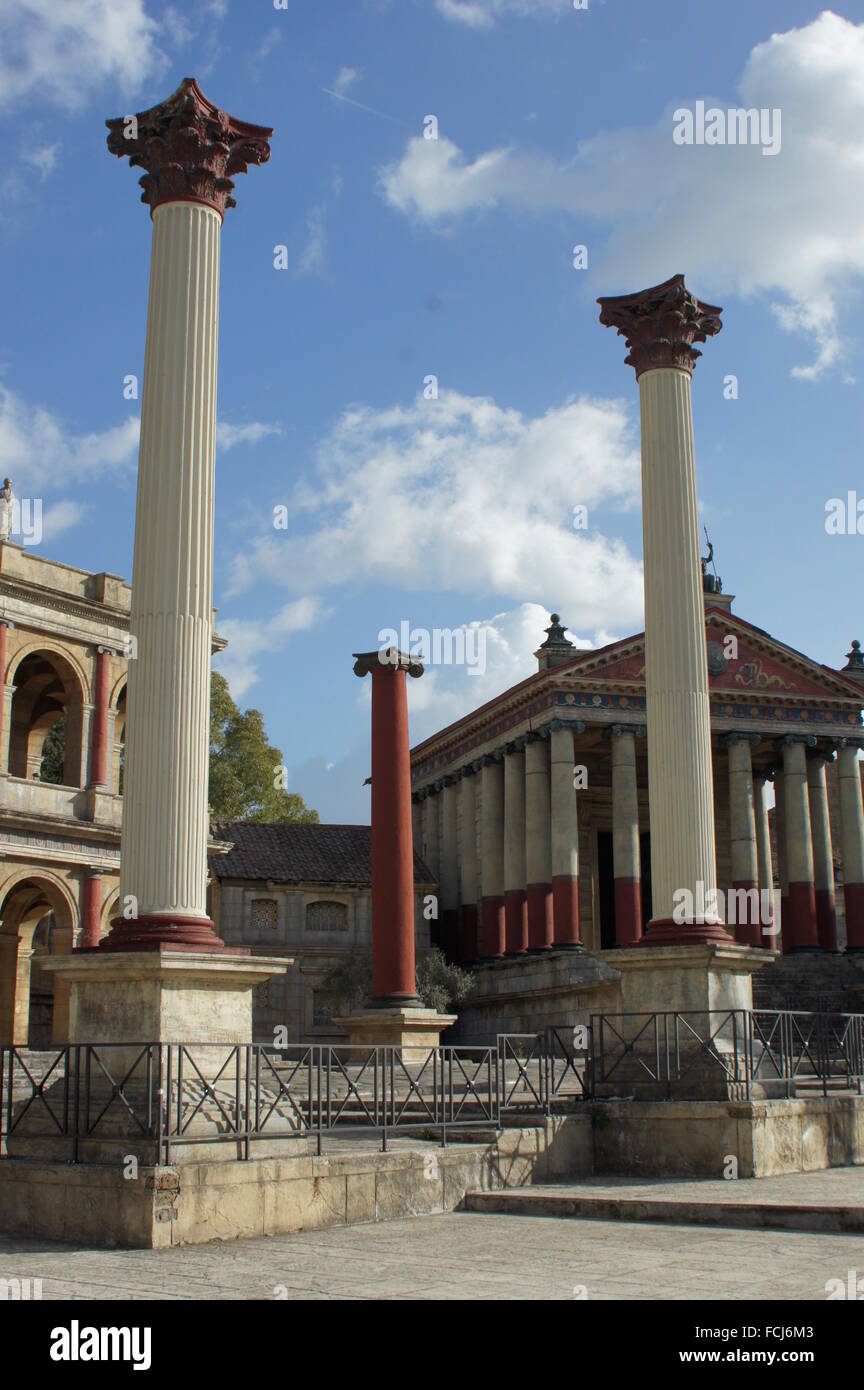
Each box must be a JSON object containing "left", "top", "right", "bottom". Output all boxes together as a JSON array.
[
  {"left": 107, "top": 78, "right": 272, "bottom": 219},
  {"left": 597, "top": 274, "right": 722, "bottom": 378}
]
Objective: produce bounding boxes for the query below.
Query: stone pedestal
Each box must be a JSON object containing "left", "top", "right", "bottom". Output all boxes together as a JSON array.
[{"left": 333, "top": 1007, "right": 457, "bottom": 1063}]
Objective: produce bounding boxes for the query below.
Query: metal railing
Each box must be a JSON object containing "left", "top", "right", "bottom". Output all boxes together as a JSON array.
[{"left": 591, "top": 1009, "right": 864, "bottom": 1100}]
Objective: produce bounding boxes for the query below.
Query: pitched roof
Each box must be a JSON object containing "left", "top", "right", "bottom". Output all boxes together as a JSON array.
[{"left": 209, "top": 822, "right": 434, "bottom": 886}]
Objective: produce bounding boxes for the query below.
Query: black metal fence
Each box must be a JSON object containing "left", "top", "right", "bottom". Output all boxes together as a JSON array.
[{"left": 1, "top": 1011, "right": 861, "bottom": 1164}]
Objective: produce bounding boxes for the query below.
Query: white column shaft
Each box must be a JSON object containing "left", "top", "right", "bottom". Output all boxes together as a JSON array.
[
  {"left": 504, "top": 749, "right": 526, "bottom": 893},
  {"left": 422, "top": 794, "right": 440, "bottom": 882},
  {"left": 460, "top": 773, "right": 478, "bottom": 904},
  {"left": 440, "top": 783, "right": 459, "bottom": 910},
  {"left": 838, "top": 746, "right": 864, "bottom": 885},
  {"left": 481, "top": 761, "right": 505, "bottom": 898},
  {"left": 611, "top": 729, "right": 641, "bottom": 879},
  {"left": 807, "top": 758, "right": 835, "bottom": 894},
  {"left": 549, "top": 727, "right": 579, "bottom": 879},
  {"left": 639, "top": 368, "right": 717, "bottom": 918},
  {"left": 119, "top": 202, "right": 220, "bottom": 919},
  {"left": 782, "top": 741, "right": 815, "bottom": 885},
  {"left": 728, "top": 739, "right": 759, "bottom": 884},
  {"left": 525, "top": 738, "right": 551, "bottom": 885}
]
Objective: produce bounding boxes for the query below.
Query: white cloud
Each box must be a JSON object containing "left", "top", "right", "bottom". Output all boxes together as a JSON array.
[
  {"left": 216, "top": 420, "right": 282, "bottom": 452},
  {"left": 40, "top": 499, "right": 89, "bottom": 538},
  {"left": 297, "top": 204, "right": 328, "bottom": 278},
  {"left": 0, "top": 386, "right": 140, "bottom": 489},
  {"left": 382, "top": 11, "right": 864, "bottom": 379},
  {"left": 227, "top": 388, "right": 643, "bottom": 638},
  {"left": 21, "top": 143, "right": 60, "bottom": 180},
  {"left": 214, "top": 596, "right": 327, "bottom": 699},
  {"left": 435, "top": 0, "right": 568, "bottom": 25},
  {"left": 333, "top": 66, "right": 359, "bottom": 96},
  {"left": 0, "top": 0, "right": 165, "bottom": 112}
]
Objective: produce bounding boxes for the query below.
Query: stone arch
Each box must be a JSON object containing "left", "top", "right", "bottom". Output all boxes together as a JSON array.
[
  {"left": 110, "top": 680, "right": 127, "bottom": 795},
  {"left": 7, "top": 644, "right": 89, "bottom": 786},
  {"left": 0, "top": 870, "right": 77, "bottom": 1045},
  {"left": 101, "top": 887, "right": 119, "bottom": 933}
]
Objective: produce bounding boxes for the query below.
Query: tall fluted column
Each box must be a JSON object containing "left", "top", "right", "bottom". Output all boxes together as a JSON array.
[
  {"left": 599, "top": 276, "right": 729, "bottom": 944},
  {"left": 754, "top": 771, "right": 776, "bottom": 946},
  {"left": 421, "top": 791, "right": 440, "bottom": 884},
  {"left": 774, "top": 768, "right": 788, "bottom": 948},
  {"left": 480, "top": 755, "right": 505, "bottom": 958},
  {"left": 781, "top": 735, "right": 819, "bottom": 952},
  {"left": 440, "top": 779, "right": 460, "bottom": 959},
  {"left": 87, "top": 646, "right": 113, "bottom": 789},
  {"left": 609, "top": 725, "right": 643, "bottom": 946},
  {"left": 504, "top": 742, "right": 528, "bottom": 954},
  {"left": 837, "top": 741, "right": 864, "bottom": 952},
  {"left": 460, "top": 767, "right": 479, "bottom": 962},
  {"left": 726, "top": 733, "right": 761, "bottom": 946},
  {"left": 808, "top": 749, "right": 838, "bottom": 952},
  {"left": 353, "top": 649, "right": 424, "bottom": 1004},
  {"left": 525, "top": 733, "right": 553, "bottom": 950},
  {"left": 103, "top": 80, "right": 272, "bottom": 951},
  {"left": 550, "top": 721, "right": 584, "bottom": 947},
  {"left": 80, "top": 871, "right": 103, "bottom": 950}
]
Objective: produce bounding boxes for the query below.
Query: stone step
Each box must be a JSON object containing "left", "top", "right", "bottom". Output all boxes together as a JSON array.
[{"left": 464, "top": 1172, "right": 864, "bottom": 1234}]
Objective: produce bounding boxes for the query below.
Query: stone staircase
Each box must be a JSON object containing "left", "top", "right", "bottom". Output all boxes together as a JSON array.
[{"left": 752, "top": 953, "right": 864, "bottom": 1014}]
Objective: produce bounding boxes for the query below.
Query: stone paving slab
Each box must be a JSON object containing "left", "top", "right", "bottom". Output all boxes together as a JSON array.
[
  {"left": 1, "top": 1209, "right": 863, "bottom": 1299},
  {"left": 465, "top": 1167, "right": 864, "bottom": 1233}
]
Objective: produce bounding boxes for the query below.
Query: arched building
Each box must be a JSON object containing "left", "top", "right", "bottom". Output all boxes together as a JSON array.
[{"left": 0, "top": 543, "right": 130, "bottom": 1044}]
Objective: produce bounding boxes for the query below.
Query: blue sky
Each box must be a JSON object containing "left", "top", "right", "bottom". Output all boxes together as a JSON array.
[{"left": 2, "top": 0, "right": 862, "bottom": 821}]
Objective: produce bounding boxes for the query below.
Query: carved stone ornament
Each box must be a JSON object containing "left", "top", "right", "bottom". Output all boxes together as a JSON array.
[
  {"left": 107, "top": 78, "right": 272, "bottom": 219},
  {"left": 597, "top": 274, "right": 722, "bottom": 378}
]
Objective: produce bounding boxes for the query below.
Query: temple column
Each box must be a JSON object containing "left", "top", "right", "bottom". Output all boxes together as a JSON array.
[
  {"left": 87, "top": 646, "right": 113, "bottom": 789},
  {"left": 353, "top": 650, "right": 423, "bottom": 1004},
  {"left": 504, "top": 742, "right": 528, "bottom": 954},
  {"left": 422, "top": 791, "right": 440, "bottom": 884},
  {"left": 808, "top": 749, "right": 838, "bottom": 952},
  {"left": 525, "top": 733, "right": 553, "bottom": 950},
  {"left": 781, "top": 735, "right": 819, "bottom": 952},
  {"left": 837, "top": 741, "right": 864, "bottom": 952},
  {"left": 549, "top": 721, "right": 584, "bottom": 948},
  {"left": 754, "top": 771, "right": 776, "bottom": 946},
  {"left": 440, "top": 779, "right": 460, "bottom": 959},
  {"left": 726, "top": 733, "right": 761, "bottom": 946},
  {"left": 599, "top": 276, "right": 729, "bottom": 944},
  {"left": 609, "top": 724, "right": 643, "bottom": 946},
  {"left": 480, "top": 755, "right": 505, "bottom": 959},
  {"left": 80, "top": 870, "right": 104, "bottom": 950},
  {"left": 460, "top": 767, "right": 479, "bottom": 962}
]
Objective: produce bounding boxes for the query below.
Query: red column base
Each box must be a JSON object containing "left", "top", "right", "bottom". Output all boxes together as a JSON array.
[
  {"left": 551, "top": 876, "right": 581, "bottom": 948},
  {"left": 614, "top": 878, "right": 642, "bottom": 947},
  {"left": 87, "top": 914, "right": 250, "bottom": 954},
  {"left": 781, "top": 882, "right": 820, "bottom": 953},
  {"left": 526, "top": 883, "right": 553, "bottom": 951},
  {"left": 504, "top": 890, "right": 528, "bottom": 955},
  {"left": 815, "top": 889, "right": 839, "bottom": 953},
  {"left": 480, "top": 895, "right": 505, "bottom": 959},
  {"left": 731, "top": 881, "right": 762, "bottom": 948},
  {"left": 844, "top": 882, "right": 864, "bottom": 952},
  {"left": 461, "top": 903, "right": 478, "bottom": 963},
  {"left": 638, "top": 917, "right": 734, "bottom": 947}
]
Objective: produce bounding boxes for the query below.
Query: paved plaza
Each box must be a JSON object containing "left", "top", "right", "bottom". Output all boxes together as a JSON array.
[{"left": 2, "top": 1176, "right": 863, "bottom": 1300}]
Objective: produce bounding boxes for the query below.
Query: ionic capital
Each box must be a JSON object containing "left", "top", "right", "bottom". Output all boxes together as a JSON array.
[{"left": 353, "top": 648, "right": 424, "bottom": 679}]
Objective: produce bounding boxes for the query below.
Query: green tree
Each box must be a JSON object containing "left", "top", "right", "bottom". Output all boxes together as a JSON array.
[
  {"left": 40, "top": 714, "right": 66, "bottom": 784},
  {"left": 322, "top": 947, "right": 473, "bottom": 1016},
  {"left": 208, "top": 671, "right": 318, "bottom": 824}
]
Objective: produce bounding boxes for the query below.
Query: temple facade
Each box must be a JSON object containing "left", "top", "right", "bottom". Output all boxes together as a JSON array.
[{"left": 410, "top": 581, "right": 864, "bottom": 973}]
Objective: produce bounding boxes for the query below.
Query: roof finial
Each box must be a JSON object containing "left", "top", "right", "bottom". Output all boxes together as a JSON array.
[
  {"left": 701, "top": 526, "right": 722, "bottom": 594},
  {"left": 535, "top": 612, "right": 575, "bottom": 671}
]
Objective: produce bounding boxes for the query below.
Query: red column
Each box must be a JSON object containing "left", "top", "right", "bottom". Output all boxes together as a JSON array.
[
  {"left": 80, "top": 870, "right": 103, "bottom": 949},
  {"left": 354, "top": 648, "right": 423, "bottom": 1004},
  {"left": 87, "top": 645, "right": 113, "bottom": 789}
]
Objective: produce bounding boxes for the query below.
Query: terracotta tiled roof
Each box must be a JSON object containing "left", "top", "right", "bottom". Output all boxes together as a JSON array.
[{"left": 209, "top": 822, "right": 434, "bottom": 886}]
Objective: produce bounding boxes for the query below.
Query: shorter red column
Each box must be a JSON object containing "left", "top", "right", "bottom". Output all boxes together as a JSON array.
[
  {"left": 614, "top": 879, "right": 643, "bottom": 947},
  {"left": 354, "top": 647, "right": 423, "bottom": 1005},
  {"left": 526, "top": 886, "right": 553, "bottom": 950},
  {"left": 87, "top": 645, "right": 113, "bottom": 789},
  {"left": 480, "top": 897, "right": 505, "bottom": 958},
  {"left": 504, "top": 890, "right": 528, "bottom": 953},
  {"left": 80, "top": 870, "right": 103, "bottom": 949},
  {"left": 552, "top": 877, "right": 580, "bottom": 947}
]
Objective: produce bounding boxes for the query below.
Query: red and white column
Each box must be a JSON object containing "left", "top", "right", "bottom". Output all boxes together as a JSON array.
[
  {"left": 550, "top": 721, "right": 583, "bottom": 948},
  {"left": 609, "top": 724, "right": 643, "bottom": 946},
  {"left": 726, "top": 733, "right": 761, "bottom": 946},
  {"left": 754, "top": 770, "right": 776, "bottom": 946},
  {"left": 353, "top": 648, "right": 424, "bottom": 1004},
  {"left": 837, "top": 739, "right": 864, "bottom": 952},
  {"left": 781, "top": 735, "right": 820, "bottom": 952},
  {"left": 503, "top": 741, "right": 528, "bottom": 954},
  {"left": 525, "top": 733, "right": 553, "bottom": 950},
  {"left": 87, "top": 645, "right": 113, "bottom": 789},
  {"left": 599, "top": 277, "right": 730, "bottom": 945},
  {"left": 103, "top": 80, "right": 272, "bottom": 951},
  {"left": 80, "top": 870, "right": 103, "bottom": 950},
  {"left": 480, "top": 755, "right": 505, "bottom": 958},
  {"left": 459, "top": 766, "right": 480, "bottom": 963},
  {"left": 808, "top": 749, "right": 838, "bottom": 952}
]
